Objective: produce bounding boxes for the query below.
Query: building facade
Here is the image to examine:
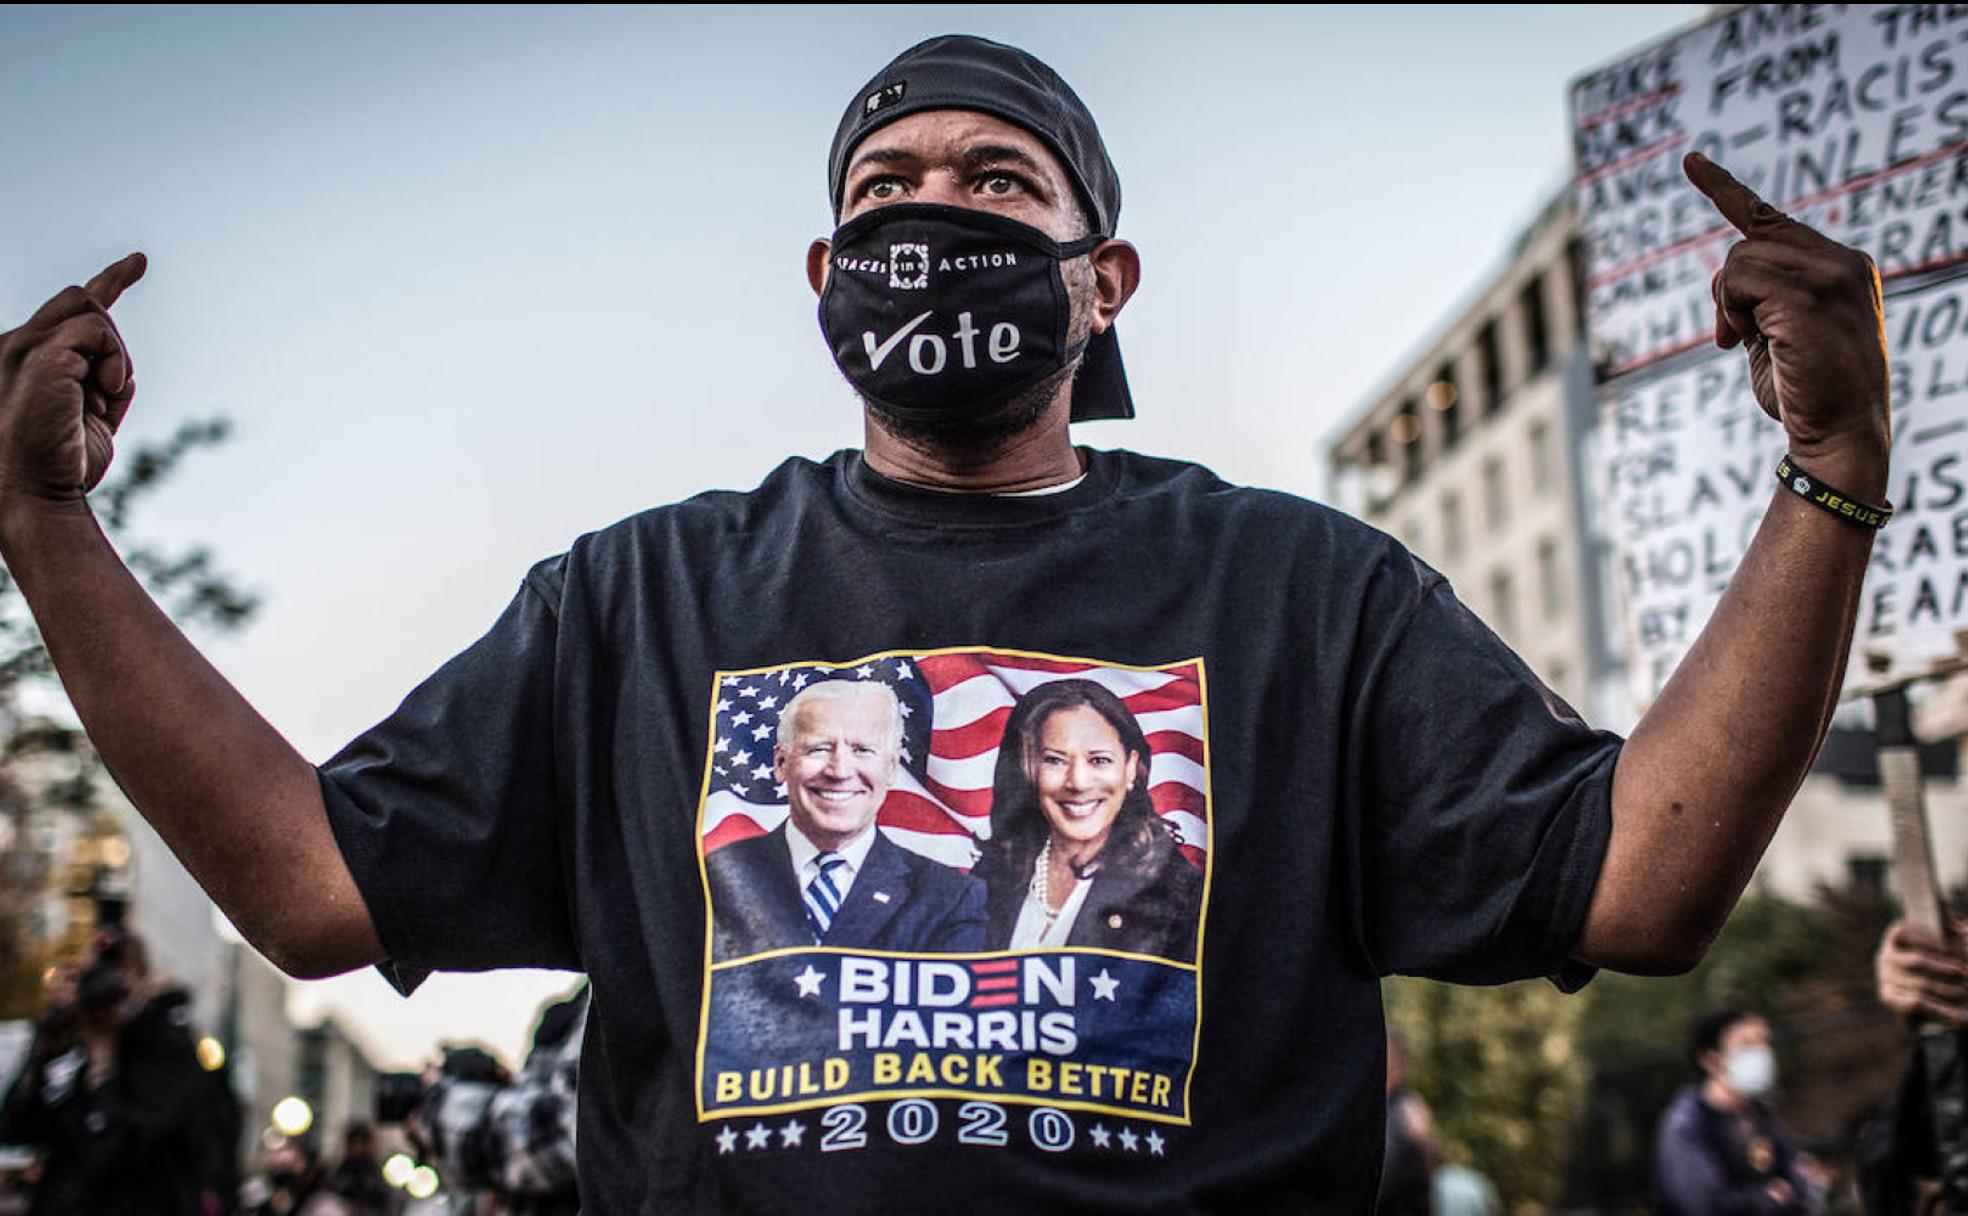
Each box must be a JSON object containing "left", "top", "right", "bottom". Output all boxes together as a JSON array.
[
  {"left": 1327, "top": 192, "right": 1965, "bottom": 904},
  {"left": 1328, "top": 193, "right": 1620, "bottom": 726}
]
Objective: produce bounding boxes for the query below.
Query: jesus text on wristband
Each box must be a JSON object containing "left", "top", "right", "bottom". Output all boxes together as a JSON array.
[{"left": 1774, "top": 454, "right": 1893, "bottom": 529}]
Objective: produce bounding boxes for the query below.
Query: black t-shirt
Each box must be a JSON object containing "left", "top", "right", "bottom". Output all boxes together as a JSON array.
[{"left": 321, "top": 448, "right": 1617, "bottom": 1214}]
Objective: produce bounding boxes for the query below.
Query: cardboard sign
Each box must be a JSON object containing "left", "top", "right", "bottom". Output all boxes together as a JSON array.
[
  {"left": 1597, "top": 276, "right": 1968, "bottom": 702},
  {"left": 1573, "top": 5, "right": 1968, "bottom": 377}
]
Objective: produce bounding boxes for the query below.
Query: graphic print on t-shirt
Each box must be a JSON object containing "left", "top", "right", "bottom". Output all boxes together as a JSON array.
[{"left": 694, "top": 648, "right": 1211, "bottom": 1126}]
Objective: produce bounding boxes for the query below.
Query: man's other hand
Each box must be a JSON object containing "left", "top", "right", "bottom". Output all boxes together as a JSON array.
[
  {"left": 1684, "top": 153, "right": 1889, "bottom": 493},
  {"left": 1877, "top": 918, "right": 1968, "bottom": 1028},
  {"left": 0, "top": 254, "right": 147, "bottom": 512}
]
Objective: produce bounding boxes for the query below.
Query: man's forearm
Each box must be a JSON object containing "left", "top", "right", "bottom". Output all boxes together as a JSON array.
[
  {"left": 1584, "top": 450, "right": 1880, "bottom": 972},
  {"left": 1, "top": 500, "right": 380, "bottom": 977}
]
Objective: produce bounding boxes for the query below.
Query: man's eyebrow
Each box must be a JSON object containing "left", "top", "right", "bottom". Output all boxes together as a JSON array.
[
  {"left": 846, "top": 146, "right": 916, "bottom": 177},
  {"left": 961, "top": 144, "right": 1047, "bottom": 176}
]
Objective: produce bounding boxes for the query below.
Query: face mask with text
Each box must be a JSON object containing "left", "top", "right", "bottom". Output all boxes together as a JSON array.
[{"left": 819, "top": 203, "right": 1101, "bottom": 423}]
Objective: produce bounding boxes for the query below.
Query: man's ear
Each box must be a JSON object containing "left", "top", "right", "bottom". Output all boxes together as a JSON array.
[
  {"left": 1088, "top": 240, "right": 1141, "bottom": 336},
  {"left": 807, "top": 239, "right": 832, "bottom": 298}
]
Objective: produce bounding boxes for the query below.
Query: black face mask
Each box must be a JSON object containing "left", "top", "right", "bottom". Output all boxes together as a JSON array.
[{"left": 818, "top": 203, "right": 1103, "bottom": 423}]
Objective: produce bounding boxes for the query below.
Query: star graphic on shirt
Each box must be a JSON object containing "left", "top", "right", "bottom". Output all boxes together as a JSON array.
[
  {"left": 791, "top": 672, "right": 811, "bottom": 689},
  {"left": 793, "top": 964, "right": 825, "bottom": 998},
  {"left": 739, "top": 684, "right": 759, "bottom": 698},
  {"left": 897, "top": 702, "right": 913, "bottom": 718},
  {"left": 713, "top": 736, "right": 729, "bottom": 753},
  {"left": 715, "top": 698, "right": 731, "bottom": 713},
  {"left": 715, "top": 1126, "right": 738, "bottom": 1154},
  {"left": 752, "top": 724, "right": 772, "bottom": 741},
  {"left": 758, "top": 695, "right": 779, "bottom": 710},
  {"left": 1118, "top": 1127, "right": 1139, "bottom": 1152},
  {"left": 752, "top": 764, "right": 773, "bottom": 780},
  {"left": 1088, "top": 1123, "right": 1112, "bottom": 1149},
  {"left": 745, "top": 1123, "right": 772, "bottom": 1150},
  {"left": 775, "top": 783, "right": 788, "bottom": 797},
  {"left": 779, "top": 1119, "right": 806, "bottom": 1148},
  {"left": 732, "top": 749, "right": 752, "bottom": 767},
  {"left": 894, "top": 664, "right": 914, "bottom": 679},
  {"left": 1145, "top": 1129, "right": 1166, "bottom": 1156},
  {"left": 1090, "top": 968, "right": 1120, "bottom": 1001},
  {"left": 856, "top": 664, "right": 875, "bottom": 678}
]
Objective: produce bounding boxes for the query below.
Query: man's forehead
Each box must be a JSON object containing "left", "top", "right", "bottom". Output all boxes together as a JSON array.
[{"left": 845, "top": 109, "right": 1068, "bottom": 177}]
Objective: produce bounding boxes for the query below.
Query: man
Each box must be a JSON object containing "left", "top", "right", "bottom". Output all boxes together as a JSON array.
[
  {"left": 0, "top": 32, "right": 1893, "bottom": 1211},
  {"left": 704, "top": 680, "right": 985, "bottom": 960},
  {"left": 1654, "top": 1007, "right": 1820, "bottom": 1215}
]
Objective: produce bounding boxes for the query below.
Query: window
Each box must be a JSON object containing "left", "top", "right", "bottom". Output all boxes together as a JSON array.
[
  {"left": 1846, "top": 854, "right": 1889, "bottom": 899},
  {"left": 1428, "top": 366, "right": 1460, "bottom": 450},
  {"left": 1529, "top": 419, "right": 1552, "bottom": 495},
  {"left": 1489, "top": 570, "right": 1515, "bottom": 637},
  {"left": 1394, "top": 399, "right": 1422, "bottom": 484},
  {"left": 1483, "top": 457, "right": 1507, "bottom": 532},
  {"left": 1520, "top": 274, "right": 1550, "bottom": 375},
  {"left": 1477, "top": 321, "right": 1503, "bottom": 416},
  {"left": 1566, "top": 238, "right": 1589, "bottom": 343},
  {"left": 1440, "top": 492, "right": 1462, "bottom": 560},
  {"left": 1537, "top": 537, "right": 1562, "bottom": 620},
  {"left": 1364, "top": 429, "right": 1390, "bottom": 511}
]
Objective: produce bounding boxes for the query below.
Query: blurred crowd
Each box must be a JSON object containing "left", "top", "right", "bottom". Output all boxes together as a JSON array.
[
  {"left": 1368, "top": 915, "right": 1966, "bottom": 1215},
  {"left": 0, "top": 926, "right": 583, "bottom": 1216}
]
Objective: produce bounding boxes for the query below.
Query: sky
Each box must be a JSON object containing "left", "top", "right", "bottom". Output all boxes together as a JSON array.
[{"left": 0, "top": 4, "right": 1705, "bottom": 1069}]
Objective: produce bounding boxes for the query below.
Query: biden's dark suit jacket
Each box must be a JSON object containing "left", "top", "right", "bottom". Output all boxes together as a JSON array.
[{"left": 705, "top": 824, "right": 986, "bottom": 961}]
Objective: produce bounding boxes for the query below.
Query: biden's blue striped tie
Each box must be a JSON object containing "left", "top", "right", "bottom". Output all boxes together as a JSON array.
[{"left": 804, "top": 854, "right": 847, "bottom": 943}]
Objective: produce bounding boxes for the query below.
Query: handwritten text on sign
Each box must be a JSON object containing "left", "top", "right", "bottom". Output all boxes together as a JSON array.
[
  {"left": 1572, "top": 5, "right": 1968, "bottom": 376},
  {"left": 1600, "top": 276, "right": 1968, "bottom": 702}
]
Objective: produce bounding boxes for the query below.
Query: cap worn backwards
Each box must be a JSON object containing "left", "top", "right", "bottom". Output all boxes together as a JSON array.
[{"left": 827, "top": 34, "right": 1134, "bottom": 422}]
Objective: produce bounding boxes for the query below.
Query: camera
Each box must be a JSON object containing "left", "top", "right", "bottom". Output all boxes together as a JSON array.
[
  {"left": 375, "top": 1045, "right": 508, "bottom": 1124},
  {"left": 374, "top": 1071, "right": 425, "bottom": 1125}
]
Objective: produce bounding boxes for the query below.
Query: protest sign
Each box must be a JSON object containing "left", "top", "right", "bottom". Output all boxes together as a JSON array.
[
  {"left": 1576, "top": 4, "right": 1968, "bottom": 702},
  {"left": 1598, "top": 275, "right": 1968, "bottom": 702},
  {"left": 1574, "top": 4, "right": 1968, "bottom": 377}
]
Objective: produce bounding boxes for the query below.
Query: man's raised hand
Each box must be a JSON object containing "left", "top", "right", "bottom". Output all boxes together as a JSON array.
[
  {"left": 1685, "top": 152, "right": 1889, "bottom": 490},
  {"left": 0, "top": 253, "right": 147, "bottom": 513}
]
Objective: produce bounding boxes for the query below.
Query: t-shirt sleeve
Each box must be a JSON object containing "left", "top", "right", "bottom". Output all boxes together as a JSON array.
[
  {"left": 1344, "top": 554, "right": 1618, "bottom": 991},
  {"left": 320, "top": 558, "right": 577, "bottom": 995}
]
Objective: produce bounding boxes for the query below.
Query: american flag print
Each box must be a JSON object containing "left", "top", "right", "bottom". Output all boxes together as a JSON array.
[{"left": 698, "top": 650, "right": 1209, "bottom": 872}]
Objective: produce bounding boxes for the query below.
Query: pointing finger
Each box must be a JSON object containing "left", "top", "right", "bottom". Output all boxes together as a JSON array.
[
  {"left": 82, "top": 252, "right": 147, "bottom": 311},
  {"left": 1683, "top": 152, "right": 1827, "bottom": 248}
]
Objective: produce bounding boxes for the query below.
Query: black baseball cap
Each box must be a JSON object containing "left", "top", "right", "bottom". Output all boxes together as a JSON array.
[{"left": 828, "top": 34, "right": 1134, "bottom": 423}]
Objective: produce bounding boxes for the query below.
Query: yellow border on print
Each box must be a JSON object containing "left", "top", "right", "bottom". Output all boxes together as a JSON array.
[{"left": 691, "top": 646, "right": 1211, "bottom": 1127}]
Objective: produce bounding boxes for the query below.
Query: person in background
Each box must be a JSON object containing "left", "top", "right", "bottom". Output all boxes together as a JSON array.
[
  {"left": 247, "top": 1138, "right": 352, "bottom": 1216},
  {"left": 324, "top": 1123, "right": 392, "bottom": 1216},
  {"left": 1655, "top": 1006, "right": 1822, "bottom": 1215},
  {"left": 1859, "top": 917, "right": 1968, "bottom": 1214},
  {"left": 1375, "top": 1026, "right": 1436, "bottom": 1216},
  {"left": 412, "top": 983, "right": 587, "bottom": 1216},
  {"left": 0, "top": 927, "right": 212, "bottom": 1216}
]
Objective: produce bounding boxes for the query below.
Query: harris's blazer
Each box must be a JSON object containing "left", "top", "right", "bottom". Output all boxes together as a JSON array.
[{"left": 705, "top": 824, "right": 986, "bottom": 961}]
